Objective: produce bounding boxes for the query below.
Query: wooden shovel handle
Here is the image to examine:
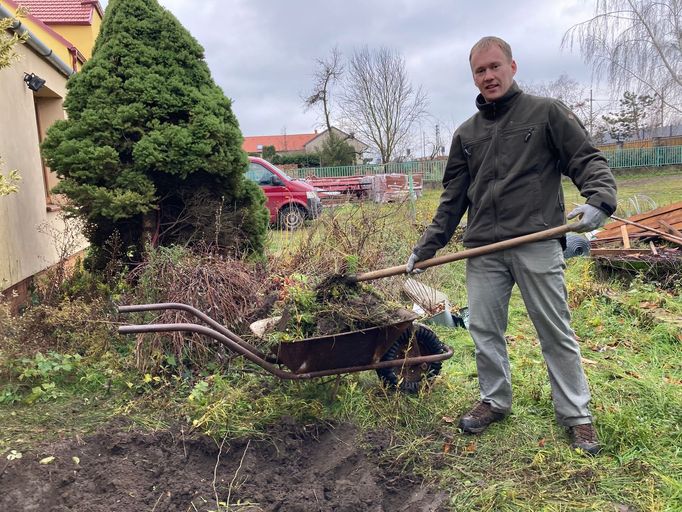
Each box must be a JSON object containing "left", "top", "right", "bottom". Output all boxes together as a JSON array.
[{"left": 355, "top": 224, "right": 579, "bottom": 283}]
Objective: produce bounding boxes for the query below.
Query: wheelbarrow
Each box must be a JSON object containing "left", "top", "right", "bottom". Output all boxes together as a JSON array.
[
  {"left": 118, "top": 302, "right": 453, "bottom": 392},
  {"left": 118, "top": 224, "right": 579, "bottom": 390}
]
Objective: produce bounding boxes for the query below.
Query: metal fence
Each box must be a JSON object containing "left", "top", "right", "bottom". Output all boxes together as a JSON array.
[
  {"left": 290, "top": 145, "right": 682, "bottom": 183},
  {"left": 290, "top": 159, "right": 446, "bottom": 182},
  {"left": 601, "top": 145, "right": 682, "bottom": 169}
]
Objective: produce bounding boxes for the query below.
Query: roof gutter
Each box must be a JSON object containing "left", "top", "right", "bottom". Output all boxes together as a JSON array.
[{"left": 0, "top": 3, "right": 75, "bottom": 78}]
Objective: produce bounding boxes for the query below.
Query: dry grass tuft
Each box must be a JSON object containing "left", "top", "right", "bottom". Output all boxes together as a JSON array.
[{"left": 127, "top": 246, "right": 276, "bottom": 372}]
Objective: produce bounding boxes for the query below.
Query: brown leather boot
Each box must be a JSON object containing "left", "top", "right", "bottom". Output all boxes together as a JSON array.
[
  {"left": 458, "top": 401, "right": 506, "bottom": 434},
  {"left": 568, "top": 423, "right": 601, "bottom": 455}
]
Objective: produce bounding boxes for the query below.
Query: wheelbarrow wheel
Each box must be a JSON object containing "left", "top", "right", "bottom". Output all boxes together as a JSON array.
[{"left": 376, "top": 324, "right": 445, "bottom": 393}]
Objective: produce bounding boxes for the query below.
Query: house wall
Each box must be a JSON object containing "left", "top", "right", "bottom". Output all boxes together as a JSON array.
[
  {"left": 598, "top": 135, "right": 682, "bottom": 151},
  {"left": 304, "top": 127, "right": 367, "bottom": 164},
  {"left": 0, "top": 42, "right": 88, "bottom": 293},
  {"left": 1, "top": 1, "right": 75, "bottom": 67},
  {"left": 49, "top": 15, "right": 102, "bottom": 60}
]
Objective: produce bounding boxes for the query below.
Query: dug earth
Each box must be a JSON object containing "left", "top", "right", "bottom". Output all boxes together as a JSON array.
[{"left": 0, "top": 418, "right": 448, "bottom": 511}]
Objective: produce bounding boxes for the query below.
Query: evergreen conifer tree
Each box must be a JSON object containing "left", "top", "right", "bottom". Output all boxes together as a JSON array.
[
  {"left": 41, "top": 0, "right": 268, "bottom": 267},
  {"left": 317, "top": 134, "right": 356, "bottom": 166}
]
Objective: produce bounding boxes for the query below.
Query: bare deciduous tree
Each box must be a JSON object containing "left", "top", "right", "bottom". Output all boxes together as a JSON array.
[
  {"left": 562, "top": 0, "right": 682, "bottom": 114},
  {"left": 520, "top": 75, "right": 587, "bottom": 111},
  {"left": 339, "top": 47, "right": 428, "bottom": 163},
  {"left": 519, "top": 74, "right": 607, "bottom": 135},
  {"left": 304, "top": 46, "right": 343, "bottom": 134}
]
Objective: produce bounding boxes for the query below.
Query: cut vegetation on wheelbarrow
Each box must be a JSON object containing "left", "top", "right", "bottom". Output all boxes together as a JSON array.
[{"left": 118, "top": 274, "right": 452, "bottom": 392}]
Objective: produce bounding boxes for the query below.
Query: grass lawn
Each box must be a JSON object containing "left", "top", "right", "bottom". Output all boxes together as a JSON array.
[
  {"left": 1, "top": 167, "right": 680, "bottom": 511},
  {"left": 562, "top": 167, "right": 682, "bottom": 214}
]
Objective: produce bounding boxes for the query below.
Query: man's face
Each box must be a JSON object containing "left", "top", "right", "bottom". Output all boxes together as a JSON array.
[{"left": 470, "top": 45, "right": 517, "bottom": 102}]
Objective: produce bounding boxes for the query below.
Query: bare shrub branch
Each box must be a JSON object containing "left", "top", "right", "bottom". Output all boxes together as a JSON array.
[
  {"left": 128, "top": 247, "right": 275, "bottom": 372},
  {"left": 304, "top": 46, "right": 344, "bottom": 133}
]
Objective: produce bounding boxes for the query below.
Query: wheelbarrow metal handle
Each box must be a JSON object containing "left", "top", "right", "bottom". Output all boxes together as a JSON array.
[{"left": 118, "top": 322, "right": 454, "bottom": 380}]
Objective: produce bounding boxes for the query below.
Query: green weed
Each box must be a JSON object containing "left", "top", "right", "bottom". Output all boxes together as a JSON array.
[{"left": 0, "top": 169, "right": 680, "bottom": 510}]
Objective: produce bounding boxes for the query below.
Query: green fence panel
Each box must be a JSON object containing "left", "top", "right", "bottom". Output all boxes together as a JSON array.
[
  {"left": 294, "top": 160, "right": 449, "bottom": 182},
  {"left": 602, "top": 145, "right": 682, "bottom": 168},
  {"left": 289, "top": 145, "right": 682, "bottom": 181}
]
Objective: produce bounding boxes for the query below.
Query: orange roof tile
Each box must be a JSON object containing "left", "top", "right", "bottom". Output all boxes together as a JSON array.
[
  {"left": 243, "top": 133, "right": 317, "bottom": 153},
  {"left": 17, "top": 0, "right": 103, "bottom": 25},
  {"left": 4, "top": 0, "right": 79, "bottom": 52}
]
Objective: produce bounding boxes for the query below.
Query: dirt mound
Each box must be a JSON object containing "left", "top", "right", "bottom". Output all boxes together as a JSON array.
[{"left": 0, "top": 418, "right": 448, "bottom": 511}]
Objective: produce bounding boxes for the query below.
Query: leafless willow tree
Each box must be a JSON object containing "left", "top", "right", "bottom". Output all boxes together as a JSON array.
[
  {"left": 562, "top": 0, "right": 682, "bottom": 116},
  {"left": 304, "top": 46, "right": 343, "bottom": 133},
  {"left": 339, "top": 47, "right": 428, "bottom": 163}
]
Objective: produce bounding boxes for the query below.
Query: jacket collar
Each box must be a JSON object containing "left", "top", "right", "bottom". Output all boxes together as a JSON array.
[{"left": 475, "top": 81, "right": 522, "bottom": 119}]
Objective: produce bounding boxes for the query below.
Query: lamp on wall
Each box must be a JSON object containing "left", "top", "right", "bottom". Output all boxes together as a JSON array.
[{"left": 23, "top": 72, "right": 46, "bottom": 92}]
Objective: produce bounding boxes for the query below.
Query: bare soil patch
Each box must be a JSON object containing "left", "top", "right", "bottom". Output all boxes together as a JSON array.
[{"left": 0, "top": 418, "right": 448, "bottom": 511}]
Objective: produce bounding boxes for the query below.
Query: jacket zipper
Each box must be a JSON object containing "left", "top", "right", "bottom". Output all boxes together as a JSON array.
[
  {"left": 524, "top": 127, "right": 535, "bottom": 142},
  {"left": 492, "top": 106, "right": 499, "bottom": 242}
]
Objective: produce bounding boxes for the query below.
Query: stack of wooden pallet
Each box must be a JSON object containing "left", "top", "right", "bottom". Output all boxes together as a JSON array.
[
  {"left": 305, "top": 173, "right": 424, "bottom": 206},
  {"left": 592, "top": 201, "right": 682, "bottom": 256}
]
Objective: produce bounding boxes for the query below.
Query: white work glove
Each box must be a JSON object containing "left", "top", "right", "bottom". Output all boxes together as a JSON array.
[
  {"left": 567, "top": 204, "right": 609, "bottom": 233},
  {"left": 406, "top": 253, "right": 424, "bottom": 274}
]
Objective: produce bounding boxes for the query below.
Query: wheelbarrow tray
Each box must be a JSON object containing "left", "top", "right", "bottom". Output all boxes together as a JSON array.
[
  {"left": 118, "top": 303, "right": 452, "bottom": 380},
  {"left": 271, "top": 309, "right": 419, "bottom": 374}
]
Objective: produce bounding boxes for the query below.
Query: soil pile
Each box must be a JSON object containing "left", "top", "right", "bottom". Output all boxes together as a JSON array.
[{"left": 0, "top": 419, "right": 448, "bottom": 511}]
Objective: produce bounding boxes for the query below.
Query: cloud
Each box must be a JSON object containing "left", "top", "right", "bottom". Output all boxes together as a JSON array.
[{"left": 100, "top": 0, "right": 599, "bottom": 142}]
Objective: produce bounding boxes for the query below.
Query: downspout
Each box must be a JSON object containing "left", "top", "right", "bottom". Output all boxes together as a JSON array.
[
  {"left": 0, "top": 3, "right": 74, "bottom": 78},
  {"left": 69, "top": 46, "right": 77, "bottom": 71},
  {"left": 67, "top": 46, "right": 85, "bottom": 72}
]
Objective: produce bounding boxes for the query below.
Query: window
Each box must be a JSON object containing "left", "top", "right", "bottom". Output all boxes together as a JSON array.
[
  {"left": 245, "top": 163, "right": 276, "bottom": 185},
  {"left": 33, "top": 88, "right": 66, "bottom": 208}
]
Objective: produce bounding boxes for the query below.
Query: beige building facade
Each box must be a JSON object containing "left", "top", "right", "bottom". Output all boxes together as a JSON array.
[
  {"left": 303, "top": 127, "right": 368, "bottom": 164},
  {"left": 0, "top": 0, "right": 102, "bottom": 301}
]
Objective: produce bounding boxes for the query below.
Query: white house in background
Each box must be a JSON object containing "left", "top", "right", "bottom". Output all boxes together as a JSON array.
[{"left": 243, "top": 127, "right": 368, "bottom": 164}]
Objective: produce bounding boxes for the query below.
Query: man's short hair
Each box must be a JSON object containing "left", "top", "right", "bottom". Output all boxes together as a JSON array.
[{"left": 469, "top": 36, "right": 513, "bottom": 62}]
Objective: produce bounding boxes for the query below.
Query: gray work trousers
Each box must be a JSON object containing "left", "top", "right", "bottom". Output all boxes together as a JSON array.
[{"left": 466, "top": 239, "right": 592, "bottom": 427}]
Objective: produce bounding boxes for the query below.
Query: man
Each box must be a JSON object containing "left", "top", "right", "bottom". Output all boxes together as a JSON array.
[{"left": 406, "top": 36, "right": 617, "bottom": 455}]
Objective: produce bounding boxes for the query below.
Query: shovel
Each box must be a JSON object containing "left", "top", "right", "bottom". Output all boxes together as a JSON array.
[{"left": 351, "top": 223, "right": 579, "bottom": 283}]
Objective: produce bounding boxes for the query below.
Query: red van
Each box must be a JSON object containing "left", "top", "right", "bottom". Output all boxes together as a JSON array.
[{"left": 245, "top": 156, "right": 322, "bottom": 230}]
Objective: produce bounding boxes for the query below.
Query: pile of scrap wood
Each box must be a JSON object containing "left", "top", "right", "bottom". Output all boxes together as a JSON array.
[
  {"left": 590, "top": 201, "right": 681, "bottom": 286},
  {"left": 306, "top": 176, "right": 372, "bottom": 205},
  {"left": 306, "top": 173, "right": 423, "bottom": 206}
]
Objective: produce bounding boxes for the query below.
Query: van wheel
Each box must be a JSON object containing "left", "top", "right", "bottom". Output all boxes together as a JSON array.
[{"left": 278, "top": 205, "right": 306, "bottom": 230}]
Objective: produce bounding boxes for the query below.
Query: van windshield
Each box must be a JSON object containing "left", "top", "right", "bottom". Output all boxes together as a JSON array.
[{"left": 271, "top": 164, "right": 294, "bottom": 181}]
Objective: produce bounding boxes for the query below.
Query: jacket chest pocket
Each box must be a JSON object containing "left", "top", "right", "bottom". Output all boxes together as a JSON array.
[
  {"left": 461, "top": 135, "right": 492, "bottom": 179},
  {"left": 498, "top": 123, "right": 546, "bottom": 175}
]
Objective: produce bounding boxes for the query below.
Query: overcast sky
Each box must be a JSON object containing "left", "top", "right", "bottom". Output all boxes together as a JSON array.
[{"left": 100, "top": 0, "right": 603, "bottom": 153}]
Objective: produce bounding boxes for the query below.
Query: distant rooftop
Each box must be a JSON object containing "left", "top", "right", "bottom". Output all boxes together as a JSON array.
[
  {"left": 243, "top": 133, "right": 317, "bottom": 153},
  {"left": 18, "top": 0, "right": 103, "bottom": 25}
]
